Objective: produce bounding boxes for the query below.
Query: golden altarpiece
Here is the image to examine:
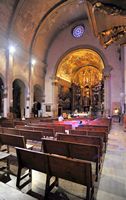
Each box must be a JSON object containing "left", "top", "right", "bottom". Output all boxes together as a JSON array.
[{"left": 56, "top": 49, "right": 104, "bottom": 116}]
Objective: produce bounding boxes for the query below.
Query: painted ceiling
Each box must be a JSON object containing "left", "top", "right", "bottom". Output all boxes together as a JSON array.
[{"left": 56, "top": 49, "right": 104, "bottom": 87}]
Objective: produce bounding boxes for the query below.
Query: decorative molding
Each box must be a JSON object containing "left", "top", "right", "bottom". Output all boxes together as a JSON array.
[
  {"left": 86, "top": 1, "right": 126, "bottom": 48},
  {"left": 93, "top": 2, "right": 126, "bottom": 16},
  {"left": 98, "top": 26, "right": 126, "bottom": 48}
]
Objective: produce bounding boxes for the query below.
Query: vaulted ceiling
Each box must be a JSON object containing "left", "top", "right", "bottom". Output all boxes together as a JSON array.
[
  {"left": 0, "top": 0, "right": 87, "bottom": 61},
  {"left": 0, "top": 0, "right": 125, "bottom": 62},
  {"left": 56, "top": 48, "right": 104, "bottom": 87}
]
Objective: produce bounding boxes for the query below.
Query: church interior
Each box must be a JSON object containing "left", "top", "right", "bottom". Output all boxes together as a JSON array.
[{"left": 0, "top": 0, "right": 126, "bottom": 200}]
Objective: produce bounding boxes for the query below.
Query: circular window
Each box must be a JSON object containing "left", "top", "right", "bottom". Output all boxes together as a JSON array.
[{"left": 72, "top": 25, "right": 85, "bottom": 38}]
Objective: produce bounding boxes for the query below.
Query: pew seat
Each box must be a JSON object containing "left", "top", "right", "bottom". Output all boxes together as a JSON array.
[{"left": 16, "top": 147, "right": 96, "bottom": 200}]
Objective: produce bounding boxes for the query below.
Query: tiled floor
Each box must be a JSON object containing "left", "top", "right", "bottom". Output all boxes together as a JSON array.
[
  {"left": 96, "top": 122, "right": 126, "bottom": 200},
  {"left": 1, "top": 122, "right": 126, "bottom": 199}
]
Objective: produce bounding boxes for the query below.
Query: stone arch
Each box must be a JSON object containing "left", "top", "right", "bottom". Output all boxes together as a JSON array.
[
  {"left": 32, "top": 84, "right": 42, "bottom": 117},
  {"left": 0, "top": 76, "right": 4, "bottom": 116},
  {"left": 12, "top": 79, "right": 26, "bottom": 118},
  {"left": 53, "top": 47, "right": 109, "bottom": 116},
  {"left": 44, "top": 45, "right": 112, "bottom": 117}
]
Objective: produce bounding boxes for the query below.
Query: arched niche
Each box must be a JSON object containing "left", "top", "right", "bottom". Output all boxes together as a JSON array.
[
  {"left": 13, "top": 79, "right": 26, "bottom": 118},
  {"left": 32, "top": 84, "right": 42, "bottom": 117},
  {"left": 0, "top": 77, "right": 4, "bottom": 116},
  {"left": 55, "top": 48, "right": 105, "bottom": 116}
]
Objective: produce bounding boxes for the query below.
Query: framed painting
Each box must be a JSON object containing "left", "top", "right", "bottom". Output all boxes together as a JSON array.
[{"left": 46, "top": 105, "right": 51, "bottom": 112}]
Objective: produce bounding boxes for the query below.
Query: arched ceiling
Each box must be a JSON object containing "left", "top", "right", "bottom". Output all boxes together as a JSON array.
[
  {"left": 73, "top": 66, "right": 102, "bottom": 87},
  {"left": 0, "top": 0, "right": 125, "bottom": 59},
  {"left": 0, "top": 0, "right": 87, "bottom": 59},
  {"left": 56, "top": 49, "right": 104, "bottom": 87}
]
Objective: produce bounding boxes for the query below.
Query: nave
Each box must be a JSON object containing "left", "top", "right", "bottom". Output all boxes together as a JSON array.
[{"left": 0, "top": 121, "right": 125, "bottom": 200}]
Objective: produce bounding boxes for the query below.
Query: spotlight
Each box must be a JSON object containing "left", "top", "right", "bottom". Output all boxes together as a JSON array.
[
  {"left": 31, "top": 58, "right": 36, "bottom": 65},
  {"left": 9, "top": 46, "right": 16, "bottom": 54}
]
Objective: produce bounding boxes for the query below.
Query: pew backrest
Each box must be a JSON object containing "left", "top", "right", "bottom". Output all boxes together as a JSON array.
[
  {"left": 0, "top": 133, "right": 26, "bottom": 149},
  {"left": 42, "top": 138, "right": 100, "bottom": 180},
  {"left": 57, "top": 133, "right": 103, "bottom": 156},
  {"left": 16, "top": 147, "right": 47, "bottom": 172},
  {"left": 3, "top": 127, "right": 20, "bottom": 135}
]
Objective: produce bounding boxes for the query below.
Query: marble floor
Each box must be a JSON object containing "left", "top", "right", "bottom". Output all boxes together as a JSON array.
[
  {"left": 1, "top": 122, "right": 126, "bottom": 200},
  {"left": 96, "top": 122, "right": 126, "bottom": 200}
]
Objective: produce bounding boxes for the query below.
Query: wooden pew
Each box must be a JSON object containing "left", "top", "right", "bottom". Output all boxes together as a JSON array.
[
  {"left": 70, "top": 129, "right": 108, "bottom": 152},
  {"left": 3, "top": 127, "right": 55, "bottom": 141},
  {"left": 42, "top": 138, "right": 100, "bottom": 181},
  {"left": 0, "top": 133, "right": 33, "bottom": 152},
  {"left": 90, "top": 118, "right": 111, "bottom": 130},
  {"left": 16, "top": 147, "right": 95, "bottom": 200},
  {"left": 28, "top": 123, "right": 66, "bottom": 133},
  {"left": 76, "top": 125, "right": 109, "bottom": 134},
  {"left": 19, "top": 129, "right": 54, "bottom": 140},
  {"left": 2, "top": 127, "right": 20, "bottom": 135},
  {"left": 19, "top": 129, "right": 44, "bottom": 141},
  {"left": 16, "top": 126, "right": 56, "bottom": 137},
  {"left": 57, "top": 133, "right": 103, "bottom": 157},
  {"left": 53, "top": 122, "right": 72, "bottom": 130}
]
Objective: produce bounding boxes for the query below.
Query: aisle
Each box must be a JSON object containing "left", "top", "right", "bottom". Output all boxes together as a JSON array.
[{"left": 96, "top": 123, "right": 126, "bottom": 200}]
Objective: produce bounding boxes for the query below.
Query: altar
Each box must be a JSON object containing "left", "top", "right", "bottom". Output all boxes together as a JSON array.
[{"left": 73, "top": 112, "right": 89, "bottom": 117}]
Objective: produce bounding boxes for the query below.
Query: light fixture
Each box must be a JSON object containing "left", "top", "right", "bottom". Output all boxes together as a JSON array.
[
  {"left": 31, "top": 58, "right": 36, "bottom": 65},
  {"left": 9, "top": 46, "right": 16, "bottom": 54}
]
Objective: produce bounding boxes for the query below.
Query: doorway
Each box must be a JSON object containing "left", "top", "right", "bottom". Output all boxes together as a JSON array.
[{"left": 13, "top": 79, "right": 25, "bottom": 118}]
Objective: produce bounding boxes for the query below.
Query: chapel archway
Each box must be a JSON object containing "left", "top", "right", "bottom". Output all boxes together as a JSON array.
[
  {"left": 13, "top": 79, "right": 26, "bottom": 118},
  {"left": 56, "top": 48, "right": 105, "bottom": 116},
  {"left": 0, "top": 77, "right": 4, "bottom": 116},
  {"left": 32, "top": 84, "right": 42, "bottom": 117}
]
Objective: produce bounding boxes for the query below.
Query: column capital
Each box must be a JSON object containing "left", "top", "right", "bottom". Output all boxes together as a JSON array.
[
  {"left": 104, "top": 74, "right": 111, "bottom": 80},
  {"left": 52, "top": 79, "right": 59, "bottom": 86}
]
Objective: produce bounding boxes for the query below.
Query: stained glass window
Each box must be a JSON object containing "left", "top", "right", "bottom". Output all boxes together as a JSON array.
[{"left": 72, "top": 25, "right": 85, "bottom": 38}]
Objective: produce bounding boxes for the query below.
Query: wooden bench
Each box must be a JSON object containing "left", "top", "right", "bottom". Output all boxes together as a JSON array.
[
  {"left": 16, "top": 147, "right": 95, "bottom": 200},
  {"left": 76, "top": 125, "right": 109, "bottom": 134},
  {"left": 16, "top": 126, "right": 55, "bottom": 137},
  {"left": 42, "top": 138, "right": 100, "bottom": 181},
  {"left": 70, "top": 129, "right": 108, "bottom": 152},
  {"left": 3, "top": 127, "right": 55, "bottom": 141},
  {"left": 28, "top": 123, "right": 66, "bottom": 133},
  {"left": 57, "top": 133, "right": 103, "bottom": 157},
  {"left": 2, "top": 127, "right": 20, "bottom": 135},
  {"left": 0, "top": 133, "right": 33, "bottom": 153}
]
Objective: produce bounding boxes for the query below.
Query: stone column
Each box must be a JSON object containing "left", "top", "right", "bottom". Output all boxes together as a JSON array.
[
  {"left": 4, "top": 48, "right": 13, "bottom": 118},
  {"left": 25, "top": 93, "right": 30, "bottom": 118},
  {"left": 124, "top": 45, "right": 126, "bottom": 112},
  {"left": 28, "top": 56, "right": 34, "bottom": 118},
  {"left": 104, "top": 73, "right": 111, "bottom": 117},
  {"left": 3, "top": 88, "right": 8, "bottom": 118},
  {"left": 52, "top": 79, "right": 59, "bottom": 117}
]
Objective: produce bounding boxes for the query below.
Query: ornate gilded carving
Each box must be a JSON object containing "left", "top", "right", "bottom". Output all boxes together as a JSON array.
[
  {"left": 87, "top": 1, "right": 126, "bottom": 16},
  {"left": 93, "top": 2, "right": 126, "bottom": 16},
  {"left": 98, "top": 25, "right": 126, "bottom": 48},
  {"left": 73, "top": 66, "right": 102, "bottom": 88},
  {"left": 56, "top": 49, "right": 104, "bottom": 84}
]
